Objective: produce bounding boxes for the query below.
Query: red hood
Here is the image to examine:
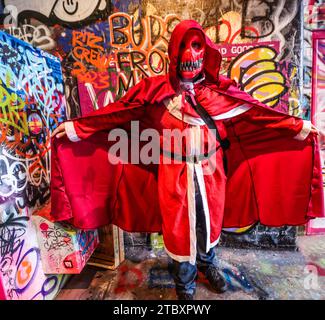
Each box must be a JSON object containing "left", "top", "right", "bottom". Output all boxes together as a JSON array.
[{"left": 168, "top": 20, "right": 225, "bottom": 91}]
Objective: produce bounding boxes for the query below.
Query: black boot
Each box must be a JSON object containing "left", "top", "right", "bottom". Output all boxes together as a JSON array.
[{"left": 203, "top": 266, "right": 228, "bottom": 294}]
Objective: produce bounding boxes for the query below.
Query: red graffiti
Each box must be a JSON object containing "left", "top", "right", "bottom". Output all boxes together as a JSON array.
[
  {"left": 307, "top": 262, "right": 325, "bottom": 277},
  {"left": 114, "top": 265, "right": 144, "bottom": 294}
]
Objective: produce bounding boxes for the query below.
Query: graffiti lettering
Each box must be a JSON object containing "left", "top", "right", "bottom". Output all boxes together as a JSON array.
[
  {"left": 2, "top": 0, "right": 110, "bottom": 27},
  {"left": 4, "top": 24, "right": 55, "bottom": 50},
  {"left": 0, "top": 213, "right": 28, "bottom": 258},
  {"left": 40, "top": 223, "right": 73, "bottom": 251},
  {"left": 0, "top": 30, "right": 66, "bottom": 300}
]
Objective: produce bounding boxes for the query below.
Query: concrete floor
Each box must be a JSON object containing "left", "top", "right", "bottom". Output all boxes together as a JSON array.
[{"left": 56, "top": 235, "right": 325, "bottom": 300}]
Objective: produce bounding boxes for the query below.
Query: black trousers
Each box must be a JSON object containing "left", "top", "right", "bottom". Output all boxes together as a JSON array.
[{"left": 169, "top": 171, "right": 217, "bottom": 295}]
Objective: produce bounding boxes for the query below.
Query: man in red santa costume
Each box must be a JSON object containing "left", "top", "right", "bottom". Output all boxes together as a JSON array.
[{"left": 51, "top": 20, "right": 324, "bottom": 300}]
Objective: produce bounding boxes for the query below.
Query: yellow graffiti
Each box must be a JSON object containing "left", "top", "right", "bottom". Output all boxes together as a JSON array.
[
  {"left": 0, "top": 83, "right": 29, "bottom": 135},
  {"left": 228, "top": 46, "right": 287, "bottom": 107},
  {"left": 222, "top": 225, "right": 254, "bottom": 234}
]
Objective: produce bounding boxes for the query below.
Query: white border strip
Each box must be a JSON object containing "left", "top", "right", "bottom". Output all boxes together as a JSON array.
[
  {"left": 164, "top": 96, "right": 252, "bottom": 125},
  {"left": 210, "top": 234, "right": 221, "bottom": 248},
  {"left": 194, "top": 162, "right": 211, "bottom": 254},
  {"left": 294, "top": 120, "right": 312, "bottom": 141},
  {"left": 65, "top": 121, "right": 81, "bottom": 142},
  {"left": 164, "top": 246, "right": 191, "bottom": 263},
  {"left": 211, "top": 104, "right": 252, "bottom": 120},
  {"left": 187, "top": 162, "right": 197, "bottom": 265}
]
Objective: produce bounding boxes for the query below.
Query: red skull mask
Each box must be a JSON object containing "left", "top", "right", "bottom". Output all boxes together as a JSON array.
[{"left": 178, "top": 29, "right": 206, "bottom": 81}]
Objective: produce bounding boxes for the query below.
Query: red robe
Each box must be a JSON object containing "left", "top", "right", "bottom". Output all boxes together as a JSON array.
[{"left": 51, "top": 20, "right": 324, "bottom": 264}]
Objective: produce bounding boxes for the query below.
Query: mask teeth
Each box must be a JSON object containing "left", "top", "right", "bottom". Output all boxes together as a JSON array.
[{"left": 179, "top": 59, "right": 203, "bottom": 71}]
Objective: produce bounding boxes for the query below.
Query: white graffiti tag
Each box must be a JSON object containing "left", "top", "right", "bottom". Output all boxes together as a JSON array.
[{"left": 4, "top": 0, "right": 107, "bottom": 23}]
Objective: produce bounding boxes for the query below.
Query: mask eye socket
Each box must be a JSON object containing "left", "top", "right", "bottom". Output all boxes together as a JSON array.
[{"left": 192, "top": 41, "right": 202, "bottom": 50}]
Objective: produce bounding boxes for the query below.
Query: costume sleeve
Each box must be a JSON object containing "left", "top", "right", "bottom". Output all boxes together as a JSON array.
[
  {"left": 64, "top": 77, "right": 153, "bottom": 141},
  {"left": 224, "top": 104, "right": 311, "bottom": 140}
]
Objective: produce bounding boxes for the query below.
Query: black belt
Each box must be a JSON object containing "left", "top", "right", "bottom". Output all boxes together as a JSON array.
[{"left": 162, "top": 147, "right": 220, "bottom": 164}]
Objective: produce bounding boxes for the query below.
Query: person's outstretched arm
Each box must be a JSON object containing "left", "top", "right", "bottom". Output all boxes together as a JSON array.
[
  {"left": 219, "top": 101, "right": 319, "bottom": 141},
  {"left": 236, "top": 105, "right": 319, "bottom": 140},
  {"left": 52, "top": 77, "right": 154, "bottom": 141}
]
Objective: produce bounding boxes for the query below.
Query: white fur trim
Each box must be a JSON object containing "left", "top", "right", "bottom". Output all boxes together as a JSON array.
[
  {"left": 211, "top": 104, "right": 252, "bottom": 120},
  {"left": 163, "top": 96, "right": 252, "bottom": 125},
  {"left": 294, "top": 120, "right": 312, "bottom": 141},
  {"left": 210, "top": 235, "right": 221, "bottom": 248},
  {"left": 186, "top": 162, "right": 197, "bottom": 265},
  {"left": 194, "top": 162, "right": 211, "bottom": 253},
  {"left": 164, "top": 246, "right": 192, "bottom": 263},
  {"left": 65, "top": 121, "right": 81, "bottom": 142}
]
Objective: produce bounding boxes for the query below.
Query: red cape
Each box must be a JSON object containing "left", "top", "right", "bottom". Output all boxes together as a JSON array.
[{"left": 50, "top": 20, "right": 324, "bottom": 233}]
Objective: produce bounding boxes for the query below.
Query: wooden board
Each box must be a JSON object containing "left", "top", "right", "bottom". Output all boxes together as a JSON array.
[{"left": 88, "top": 225, "right": 124, "bottom": 270}]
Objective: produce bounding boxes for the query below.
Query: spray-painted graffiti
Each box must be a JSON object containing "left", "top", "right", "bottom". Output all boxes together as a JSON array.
[
  {"left": 70, "top": 30, "right": 109, "bottom": 82},
  {"left": 227, "top": 45, "right": 287, "bottom": 108},
  {"left": 75, "top": 12, "right": 178, "bottom": 103},
  {"left": 313, "top": 36, "right": 325, "bottom": 135},
  {"left": 71, "top": 12, "right": 179, "bottom": 110},
  {"left": 40, "top": 223, "right": 73, "bottom": 251},
  {"left": 221, "top": 267, "right": 269, "bottom": 299},
  {"left": 30, "top": 274, "right": 67, "bottom": 300},
  {"left": 3, "top": 24, "right": 55, "bottom": 50},
  {"left": 214, "top": 2, "right": 302, "bottom": 115},
  {"left": 0, "top": 213, "right": 29, "bottom": 299},
  {"left": 0, "top": 213, "right": 28, "bottom": 258},
  {"left": 305, "top": 0, "right": 325, "bottom": 31},
  {"left": 0, "top": 0, "right": 307, "bottom": 295},
  {"left": 0, "top": 30, "right": 67, "bottom": 300},
  {"left": 114, "top": 264, "right": 144, "bottom": 294},
  {"left": 0, "top": 1, "right": 303, "bottom": 116},
  {"left": 1, "top": 0, "right": 110, "bottom": 27},
  {"left": 77, "top": 229, "right": 98, "bottom": 257},
  {"left": 307, "top": 31, "right": 325, "bottom": 234},
  {"left": 33, "top": 213, "right": 99, "bottom": 274},
  {"left": 0, "top": 32, "right": 65, "bottom": 150},
  {"left": 112, "top": 262, "right": 268, "bottom": 300},
  {"left": 241, "top": 0, "right": 299, "bottom": 52},
  {"left": 0, "top": 211, "right": 68, "bottom": 300},
  {"left": 14, "top": 247, "right": 40, "bottom": 294}
]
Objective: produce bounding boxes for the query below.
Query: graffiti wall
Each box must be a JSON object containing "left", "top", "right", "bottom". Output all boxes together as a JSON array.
[
  {"left": 307, "top": 30, "right": 325, "bottom": 234},
  {"left": 0, "top": 0, "right": 305, "bottom": 116},
  {"left": 303, "top": 1, "right": 325, "bottom": 234},
  {"left": 303, "top": 0, "right": 325, "bottom": 123},
  {"left": 0, "top": 0, "right": 307, "bottom": 275},
  {"left": 0, "top": 30, "right": 67, "bottom": 299}
]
